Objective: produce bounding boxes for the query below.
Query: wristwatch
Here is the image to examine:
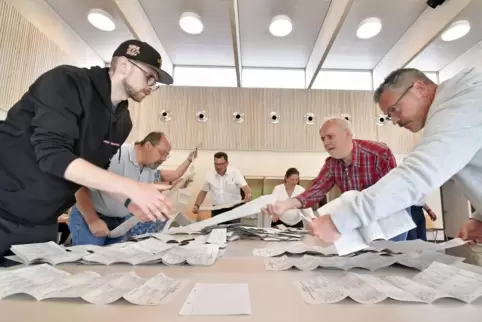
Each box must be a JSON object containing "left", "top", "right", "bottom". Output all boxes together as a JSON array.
[{"left": 124, "top": 198, "right": 132, "bottom": 208}]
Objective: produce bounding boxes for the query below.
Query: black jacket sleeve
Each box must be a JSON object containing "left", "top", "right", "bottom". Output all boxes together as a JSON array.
[{"left": 29, "top": 66, "right": 83, "bottom": 178}]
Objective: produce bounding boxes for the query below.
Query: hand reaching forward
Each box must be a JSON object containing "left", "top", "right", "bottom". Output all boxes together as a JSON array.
[
  {"left": 309, "top": 215, "right": 341, "bottom": 243},
  {"left": 457, "top": 219, "right": 482, "bottom": 243},
  {"left": 126, "top": 182, "right": 173, "bottom": 221}
]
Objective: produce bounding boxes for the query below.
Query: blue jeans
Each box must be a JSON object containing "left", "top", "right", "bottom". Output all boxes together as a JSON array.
[
  {"left": 68, "top": 206, "right": 126, "bottom": 246},
  {"left": 127, "top": 217, "right": 166, "bottom": 238},
  {"left": 390, "top": 208, "right": 411, "bottom": 242},
  {"left": 406, "top": 206, "right": 427, "bottom": 241}
]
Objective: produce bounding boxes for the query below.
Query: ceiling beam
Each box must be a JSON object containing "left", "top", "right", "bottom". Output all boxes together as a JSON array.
[
  {"left": 305, "top": 0, "right": 354, "bottom": 89},
  {"left": 112, "top": 0, "right": 173, "bottom": 77},
  {"left": 5, "top": 0, "right": 103, "bottom": 67},
  {"left": 372, "top": 0, "right": 473, "bottom": 88},
  {"left": 228, "top": 0, "right": 242, "bottom": 87},
  {"left": 439, "top": 39, "right": 482, "bottom": 82}
]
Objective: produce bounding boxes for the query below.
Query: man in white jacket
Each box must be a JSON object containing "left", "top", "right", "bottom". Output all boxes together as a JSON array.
[{"left": 307, "top": 67, "right": 482, "bottom": 243}]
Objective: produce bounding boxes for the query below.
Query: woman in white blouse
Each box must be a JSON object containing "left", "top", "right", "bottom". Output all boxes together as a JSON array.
[{"left": 271, "top": 168, "right": 315, "bottom": 228}]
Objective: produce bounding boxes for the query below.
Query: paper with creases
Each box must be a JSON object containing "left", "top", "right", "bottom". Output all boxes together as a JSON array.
[
  {"left": 179, "top": 283, "right": 252, "bottom": 316},
  {"left": 295, "top": 261, "right": 482, "bottom": 304},
  {"left": 10, "top": 241, "right": 88, "bottom": 265},
  {"left": 198, "top": 200, "right": 244, "bottom": 212},
  {"left": 0, "top": 264, "right": 188, "bottom": 305},
  {"left": 264, "top": 250, "right": 464, "bottom": 272},
  {"left": 169, "top": 194, "right": 276, "bottom": 234}
]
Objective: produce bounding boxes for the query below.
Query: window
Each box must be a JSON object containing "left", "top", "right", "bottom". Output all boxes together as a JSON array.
[
  {"left": 173, "top": 66, "right": 237, "bottom": 87},
  {"left": 312, "top": 70, "right": 373, "bottom": 91},
  {"left": 242, "top": 68, "right": 305, "bottom": 89}
]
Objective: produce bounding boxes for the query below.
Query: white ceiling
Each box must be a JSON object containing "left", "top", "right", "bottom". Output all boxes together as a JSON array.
[
  {"left": 45, "top": 0, "right": 134, "bottom": 62},
  {"left": 42, "top": 0, "right": 482, "bottom": 85}
]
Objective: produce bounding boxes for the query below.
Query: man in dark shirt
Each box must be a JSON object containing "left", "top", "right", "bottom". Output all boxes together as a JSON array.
[{"left": 0, "top": 40, "right": 174, "bottom": 257}]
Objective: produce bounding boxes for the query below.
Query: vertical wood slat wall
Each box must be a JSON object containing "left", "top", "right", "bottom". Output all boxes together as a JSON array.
[
  {"left": 0, "top": 0, "right": 74, "bottom": 112},
  {"left": 129, "top": 86, "right": 419, "bottom": 154}
]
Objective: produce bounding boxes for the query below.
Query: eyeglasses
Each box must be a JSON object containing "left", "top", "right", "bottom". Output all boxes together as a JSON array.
[
  {"left": 385, "top": 84, "right": 413, "bottom": 121},
  {"left": 128, "top": 60, "right": 161, "bottom": 91}
]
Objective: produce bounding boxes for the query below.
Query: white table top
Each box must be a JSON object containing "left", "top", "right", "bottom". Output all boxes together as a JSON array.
[{"left": 1, "top": 238, "right": 481, "bottom": 322}]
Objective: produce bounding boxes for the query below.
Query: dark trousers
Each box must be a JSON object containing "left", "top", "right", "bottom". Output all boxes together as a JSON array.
[
  {"left": 406, "top": 206, "right": 427, "bottom": 241},
  {"left": 0, "top": 216, "right": 58, "bottom": 267},
  {"left": 271, "top": 220, "right": 304, "bottom": 228},
  {"left": 211, "top": 203, "right": 243, "bottom": 225}
]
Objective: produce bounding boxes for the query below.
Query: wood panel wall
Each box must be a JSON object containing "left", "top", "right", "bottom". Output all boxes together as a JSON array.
[
  {"left": 0, "top": 0, "right": 74, "bottom": 111},
  {"left": 129, "top": 86, "right": 419, "bottom": 154}
]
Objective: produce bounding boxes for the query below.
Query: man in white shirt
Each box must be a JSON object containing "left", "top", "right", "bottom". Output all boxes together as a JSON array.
[
  {"left": 306, "top": 67, "right": 482, "bottom": 243},
  {"left": 192, "top": 152, "right": 252, "bottom": 224},
  {"left": 69, "top": 132, "right": 196, "bottom": 245}
]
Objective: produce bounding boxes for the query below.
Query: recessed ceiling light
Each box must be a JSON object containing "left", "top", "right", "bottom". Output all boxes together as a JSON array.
[
  {"left": 179, "top": 12, "right": 203, "bottom": 35},
  {"left": 357, "top": 17, "right": 382, "bottom": 39},
  {"left": 441, "top": 20, "right": 470, "bottom": 41},
  {"left": 269, "top": 15, "right": 292, "bottom": 37},
  {"left": 87, "top": 9, "right": 116, "bottom": 31}
]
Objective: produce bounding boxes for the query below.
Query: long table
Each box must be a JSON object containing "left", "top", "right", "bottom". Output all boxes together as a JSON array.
[{"left": 1, "top": 238, "right": 481, "bottom": 322}]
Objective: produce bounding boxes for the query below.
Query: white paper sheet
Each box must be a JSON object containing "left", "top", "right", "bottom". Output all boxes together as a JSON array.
[
  {"left": 169, "top": 194, "right": 276, "bottom": 234},
  {"left": 179, "top": 283, "right": 252, "bottom": 316},
  {"left": 371, "top": 238, "right": 469, "bottom": 254},
  {"left": 10, "top": 241, "right": 87, "bottom": 265},
  {"left": 198, "top": 200, "right": 244, "bottom": 211},
  {"left": 206, "top": 228, "right": 227, "bottom": 246},
  {"left": 252, "top": 242, "right": 338, "bottom": 257},
  {"left": 81, "top": 272, "right": 146, "bottom": 304}
]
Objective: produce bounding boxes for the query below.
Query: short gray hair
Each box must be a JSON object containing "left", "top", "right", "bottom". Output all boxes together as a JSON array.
[
  {"left": 321, "top": 117, "right": 354, "bottom": 136},
  {"left": 373, "top": 68, "right": 435, "bottom": 103}
]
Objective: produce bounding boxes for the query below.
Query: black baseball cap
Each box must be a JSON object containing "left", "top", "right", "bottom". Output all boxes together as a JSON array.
[{"left": 113, "top": 39, "right": 173, "bottom": 85}]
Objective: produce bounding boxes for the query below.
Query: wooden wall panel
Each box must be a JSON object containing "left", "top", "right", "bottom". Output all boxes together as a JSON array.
[
  {"left": 0, "top": 0, "right": 74, "bottom": 111},
  {"left": 376, "top": 123, "right": 418, "bottom": 154},
  {"left": 130, "top": 86, "right": 384, "bottom": 152}
]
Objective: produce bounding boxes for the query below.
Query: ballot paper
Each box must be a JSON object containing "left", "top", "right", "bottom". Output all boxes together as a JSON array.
[
  {"left": 169, "top": 194, "right": 276, "bottom": 234},
  {"left": 252, "top": 242, "right": 338, "bottom": 257},
  {"left": 198, "top": 200, "right": 244, "bottom": 212},
  {"left": 316, "top": 191, "right": 416, "bottom": 256},
  {"left": 264, "top": 251, "right": 464, "bottom": 272},
  {"left": 295, "top": 261, "right": 482, "bottom": 304},
  {"left": 10, "top": 241, "right": 88, "bottom": 265},
  {"left": 370, "top": 238, "right": 469, "bottom": 254},
  {"left": 179, "top": 283, "right": 252, "bottom": 316},
  {"left": 0, "top": 264, "right": 188, "bottom": 306}
]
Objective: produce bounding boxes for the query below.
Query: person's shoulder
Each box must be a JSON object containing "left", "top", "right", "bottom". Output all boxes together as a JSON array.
[{"left": 356, "top": 139, "right": 392, "bottom": 156}]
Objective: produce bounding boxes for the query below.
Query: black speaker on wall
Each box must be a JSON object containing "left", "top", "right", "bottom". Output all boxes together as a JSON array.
[{"left": 426, "top": 0, "right": 446, "bottom": 9}]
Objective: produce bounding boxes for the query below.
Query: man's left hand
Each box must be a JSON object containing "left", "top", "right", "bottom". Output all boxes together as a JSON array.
[
  {"left": 188, "top": 149, "right": 198, "bottom": 162},
  {"left": 309, "top": 215, "right": 341, "bottom": 243},
  {"left": 427, "top": 209, "right": 437, "bottom": 221}
]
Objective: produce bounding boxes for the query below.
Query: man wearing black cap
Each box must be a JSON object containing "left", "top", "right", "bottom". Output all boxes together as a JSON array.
[{"left": 0, "top": 39, "right": 173, "bottom": 259}]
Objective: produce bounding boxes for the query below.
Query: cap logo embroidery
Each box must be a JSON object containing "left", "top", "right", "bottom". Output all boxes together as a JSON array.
[
  {"left": 126, "top": 44, "right": 140, "bottom": 56},
  {"left": 157, "top": 57, "right": 162, "bottom": 67}
]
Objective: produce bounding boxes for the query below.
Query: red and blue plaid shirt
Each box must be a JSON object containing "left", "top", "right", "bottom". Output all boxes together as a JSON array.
[{"left": 296, "top": 139, "right": 397, "bottom": 208}]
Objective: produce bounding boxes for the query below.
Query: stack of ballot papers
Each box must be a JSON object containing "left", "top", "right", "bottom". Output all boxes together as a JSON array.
[
  {"left": 253, "top": 239, "right": 468, "bottom": 258},
  {"left": 295, "top": 261, "right": 482, "bottom": 304},
  {"left": 7, "top": 236, "right": 224, "bottom": 266},
  {"left": 0, "top": 264, "right": 189, "bottom": 305},
  {"left": 264, "top": 250, "right": 465, "bottom": 271},
  {"left": 131, "top": 227, "right": 228, "bottom": 248},
  {"left": 198, "top": 225, "right": 307, "bottom": 242}
]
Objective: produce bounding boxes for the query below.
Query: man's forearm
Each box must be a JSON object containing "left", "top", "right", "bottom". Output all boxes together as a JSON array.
[
  {"left": 160, "top": 159, "right": 192, "bottom": 182},
  {"left": 75, "top": 187, "right": 100, "bottom": 224},
  {"left": 65, "top": 158, "right": 135, "bottom": 195},
  {"left": 195, "top": 191, "right": 207, "bottom": 206}
]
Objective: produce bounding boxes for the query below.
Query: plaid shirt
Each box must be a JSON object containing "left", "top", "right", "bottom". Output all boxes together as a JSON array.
[{"left": 296, "top": 140, "right": 397, "bottom": 208}]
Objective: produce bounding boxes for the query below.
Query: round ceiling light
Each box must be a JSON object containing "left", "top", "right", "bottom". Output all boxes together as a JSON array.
[
  {"left": 87, "top": 9, "right": 116, "bottom": 31},
  {"left": 269, "top": 15, "right": 292, "bottom": 37},
  {"left": 356, "top": 17, "right": 382, "bottom": 39},
  {"left": 179, "top": 12, "right": 203, "bottom": 35},
  {"left": 441, "top": 20, "right": 470, "bottom": 42}
]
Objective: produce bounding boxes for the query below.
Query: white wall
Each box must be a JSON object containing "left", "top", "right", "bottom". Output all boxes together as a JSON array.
[{"left": 163, "top": 150, "right": 443, "bottom": 231}]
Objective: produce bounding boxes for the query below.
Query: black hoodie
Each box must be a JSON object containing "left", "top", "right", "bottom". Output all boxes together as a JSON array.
[{"left": 0, "top": 65, "right": 132, "bottom": 229}]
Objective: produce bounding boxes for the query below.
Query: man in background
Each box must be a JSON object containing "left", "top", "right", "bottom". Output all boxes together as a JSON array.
[
  {"left": 407, "top": 204, "right": 437, "bottom": 241},
  {"left": 262, "top": 118, "right": 410, "bottom": 239},
  {"left": 306, "top": 67, "right": 482, "bottom": 244},
  {"left": 0, "top": 39, "right": 173, "bottom": 258},
  {"left": 193, "top": 152, "right": 252, "bottom": 224},
  {"left": 69, "top": 132, "right": 197, "bottom": 245}
]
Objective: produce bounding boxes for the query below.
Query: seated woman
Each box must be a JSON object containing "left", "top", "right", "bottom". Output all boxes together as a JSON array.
[{"left": 271, "top": 168, "right": 316, "bottom": 228}]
